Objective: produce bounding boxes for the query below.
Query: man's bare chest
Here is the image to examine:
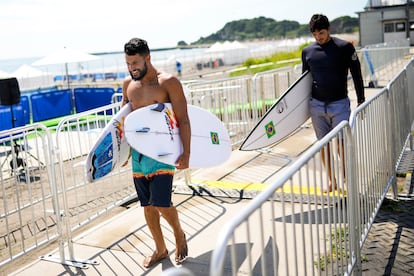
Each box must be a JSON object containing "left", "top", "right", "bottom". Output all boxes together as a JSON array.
[{"left": 127, "top": 86, "right": 169, "bottom": 109}]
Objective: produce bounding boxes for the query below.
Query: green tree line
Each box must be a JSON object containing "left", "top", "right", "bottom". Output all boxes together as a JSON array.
[{"left": 177, "top": 16, "right": 359, "bottom": 46}]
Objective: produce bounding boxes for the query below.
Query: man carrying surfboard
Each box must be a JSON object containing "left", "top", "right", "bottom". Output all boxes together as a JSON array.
[
  {"left": 302, "top": 14, "right": 365, "bottom": 192},
  {"left": 121, "top": 38, "right": 189, "bottom": 268}
]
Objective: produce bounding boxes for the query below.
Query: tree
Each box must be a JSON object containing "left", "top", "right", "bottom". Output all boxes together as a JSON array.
[
  {"left": 191, "top": 16, "right": 359, "bottom": 45},
  {"left": 177, "top": 40, "right": 188, "bottom": 46}
]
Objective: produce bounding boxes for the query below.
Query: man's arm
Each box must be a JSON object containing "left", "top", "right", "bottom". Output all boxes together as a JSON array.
[
  {"left": 349, "top": 47, "right": 365, "bottom": 105},
  {"left": 121, "top": 77, "right": 132, "bottom": 166},
  {"left": 121, "top": 77, "right": 131, "bottom": 107},
  {"left": 301, "top": 49, "right": 310, "bottom": 74},
  {"left": 166, "top": 77, "right": 191, "bottom": 169}
]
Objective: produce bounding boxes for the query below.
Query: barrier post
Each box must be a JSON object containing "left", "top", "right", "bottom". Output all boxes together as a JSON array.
[{"left": 346, "top": 125, "right": 362, "bottom": 275}]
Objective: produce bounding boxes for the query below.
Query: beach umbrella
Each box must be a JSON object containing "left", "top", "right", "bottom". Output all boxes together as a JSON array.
[{"left": 32, "top": 47, "right": 100, "bottom": 112}]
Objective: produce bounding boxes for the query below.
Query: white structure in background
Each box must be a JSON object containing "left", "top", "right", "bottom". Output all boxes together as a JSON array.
[
  {"left": 358, "top": 0, "right": 414, "bottom": 46},
  {"left": 205, "top": 40, "right": 250, "bottom": 65},
  {"left": 249, "top": 37, "right": 314, "bottom": 58},
  {"left": 12, "top": 64, "right": 54, "bottom": 91},
  {"left": 0, "top": 70, "right": 12, "bottom": 78},
  {"left": 32, "top": 47, "right": 100, "bottom": 90}
]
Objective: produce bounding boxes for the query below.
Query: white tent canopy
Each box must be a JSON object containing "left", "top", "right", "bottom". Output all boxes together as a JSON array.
[
  {"left": 12, "top": 64, "right": 54, "bottom": 91},
  {"left": 32, "top": 47, "right": 100, "bottom": 90},
  {"left": 205, "top": 40, "right": 250, "bottom": 65},
  {"left": 0, "top": 70, "right": 12, "bottom": 79},
  {"left": 13, "top": 64, "right": 48, "bottom": 78}
]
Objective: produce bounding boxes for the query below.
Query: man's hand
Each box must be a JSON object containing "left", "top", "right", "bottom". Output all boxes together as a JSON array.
[
  {"left": 175, "top": 153, "right": 190, "bottom": 170},
  {"left": 121, "top": 150, "right": 132, "bottom": 167}
]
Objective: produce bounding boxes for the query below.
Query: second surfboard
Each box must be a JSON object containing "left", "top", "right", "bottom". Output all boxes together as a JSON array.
[{"left": 240, "top": 71, "right": 313, "bottom": 151}]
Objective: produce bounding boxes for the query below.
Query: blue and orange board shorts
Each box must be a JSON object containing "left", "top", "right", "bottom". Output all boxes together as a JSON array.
[{"left": 131, "top": 149, "right": 175, "bottom": 207}]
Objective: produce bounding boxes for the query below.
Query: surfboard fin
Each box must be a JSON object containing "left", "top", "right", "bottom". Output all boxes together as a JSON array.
[
  {"left": 158, "top": 152, "right": 173, "bottom": 157},
  {"left": 151, "top": 103, "right": 165, "bottom": 112},
  {"left": 136, "top": 127, "right": 150, "bottom": 133}
]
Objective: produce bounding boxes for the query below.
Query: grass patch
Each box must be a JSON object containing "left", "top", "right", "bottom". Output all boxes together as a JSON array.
[
  {"left": 37, "top": 114, "right": 109, "bottom": 131},
  {"left": 229, "top": 42, "right": 310, "bottom": 77},
  {"left": 314, "top": 226, "right": 368, "bottom": 271}
]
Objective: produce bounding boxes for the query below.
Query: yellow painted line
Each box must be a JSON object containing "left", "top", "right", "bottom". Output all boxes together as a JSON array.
[
  {"left": 192, "top": 180, "right": 269, "bottom": 191},
  {"left": 191, "top": 180, "right": 346, "bottom": 196}
]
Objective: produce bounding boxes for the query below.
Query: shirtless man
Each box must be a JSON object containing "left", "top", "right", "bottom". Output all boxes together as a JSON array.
[{"left": 121, "top": 38, "right": 189, "bottom": 268}]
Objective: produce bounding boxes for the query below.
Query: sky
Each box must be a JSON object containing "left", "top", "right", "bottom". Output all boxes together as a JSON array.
[{"left": 0, "top": 0, "right": 368, "bottom": 60}]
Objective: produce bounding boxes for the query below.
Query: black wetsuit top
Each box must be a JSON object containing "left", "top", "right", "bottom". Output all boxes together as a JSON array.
[{"left": 302, "top": 37, "right": 365, "bottom": 104}]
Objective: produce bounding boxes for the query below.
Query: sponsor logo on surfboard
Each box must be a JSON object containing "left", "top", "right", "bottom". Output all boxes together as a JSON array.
[
  {"left": 265, "top": 121, "right": 276, "bottom": 138},
  {"left": 163, "top": 108, "right": 179, "bottom": 141},
  {"left": 210, "top": 132, "right": 220, "bottom": 145},
  {"left": 112, "top": 117, "right": 125, "bottom": 154}
]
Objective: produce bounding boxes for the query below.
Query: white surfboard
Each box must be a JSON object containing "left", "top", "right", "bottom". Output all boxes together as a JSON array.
[
  {"left": 240, "top": 71, "right": 312, "bottom": 151},
  {"left": 124, "top": 103, "right": 231, "bottom": 168},
  {"left": 85, "top": 103, "right": 131, "bottom": 182}
]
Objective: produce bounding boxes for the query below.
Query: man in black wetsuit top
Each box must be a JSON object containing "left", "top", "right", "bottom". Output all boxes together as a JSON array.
[{"left": 302, "top": 14, "right": 365, "bottom": 192}]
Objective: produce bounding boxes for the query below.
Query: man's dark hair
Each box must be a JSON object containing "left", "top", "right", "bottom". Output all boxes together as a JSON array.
[
  {"left": 309, "top": 14, "right": 330, "bottom": 32},
  {"left": 124, "top": 38, "right": 150, "bottom": 56}
]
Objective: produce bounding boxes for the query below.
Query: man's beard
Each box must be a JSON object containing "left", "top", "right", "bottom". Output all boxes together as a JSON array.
[{"left": 130, "top": 61, "right": 148, "bottom": 81}]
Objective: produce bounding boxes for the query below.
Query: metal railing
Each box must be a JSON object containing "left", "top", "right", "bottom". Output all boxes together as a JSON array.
[
  {"left": 0, "top": 124, "right": 59, "bottom": 267},
  {"left": 186, "top": 67, "right": 299, "bottom": 148},
  {"left": 41, "top": 103, "right": 137, "bottom": 266},
  {"left": 210, "top": 57, "right": 414, "bottom": 275},
  {"left": 359, "top": 39, "right": 411, "bottom": 88},
  {"left": 211, "top": 121, "right": 356, "bottom": 275}
]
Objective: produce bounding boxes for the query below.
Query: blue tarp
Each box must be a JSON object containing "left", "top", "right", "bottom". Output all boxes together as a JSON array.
[
  {"left": 0, "top": 96, "right": 30, "bottom": 131},
  {"left": 30, "top": 89, "right": 72, "bottom": 122},
  {"left": 74, "top": 87, "right": 115, "bottom": 113},
  {"left": 1, "top": 87, "right": 117, "bottom": 131}
]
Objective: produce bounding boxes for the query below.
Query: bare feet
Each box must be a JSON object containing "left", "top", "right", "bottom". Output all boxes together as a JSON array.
[
  {"left": 323, "top": 182, "right": 337, "bottom": 193},
  {"left": 175, "top": 233, "right": 188, "bottom": 265},
  {"left": 143, "top": 250, "right": 168, "bottom": 269}
]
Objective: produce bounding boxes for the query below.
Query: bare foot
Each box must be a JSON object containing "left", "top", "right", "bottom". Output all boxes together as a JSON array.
[
  {"left": 143, "top": 250, "right": 168, "bottom": 269},
  {"left": 175, "top": 233, "right": 188, "bottom": 265},
  {"left": 323, "top": 183, "right": 337, "bottom": 193}
]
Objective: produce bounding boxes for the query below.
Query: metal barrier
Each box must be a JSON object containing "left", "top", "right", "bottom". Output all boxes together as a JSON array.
[
  {"left": 359, "top": 40, "right": 411, "bottom": 88},
  {"left": 187, "top": 76, "right": 253, "bottom": 146},
  {"left": 41, "top": 103, "right": 137, "bottom": 267},
  {"left": 251, "top": 66, "right": 299, "bottom": 122},
  {"left": 186, "top": 68, "right": 299, "bottom": 147},
  {"left": 210, "top": 121, "right": 356, "bottom": 275},
  {"left": 0, "top": 124, "right": 59, "bottom": 267},
  {"left": 210, "top": 57, "right": 414, "bottom": 275}
]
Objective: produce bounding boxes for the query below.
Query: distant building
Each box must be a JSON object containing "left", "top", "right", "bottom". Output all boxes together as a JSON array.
[{"left": 358, "top": 0, "right": 414, "bottom": 46}]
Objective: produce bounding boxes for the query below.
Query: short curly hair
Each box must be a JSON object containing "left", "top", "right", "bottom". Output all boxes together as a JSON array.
[
  {"left": 309, "top": 14, "right": 330, "bottom": 32},
  {"left": 124, "top": 38, "right": 150, "bottom": 56}
]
